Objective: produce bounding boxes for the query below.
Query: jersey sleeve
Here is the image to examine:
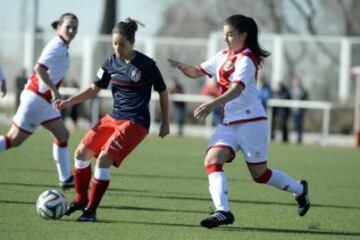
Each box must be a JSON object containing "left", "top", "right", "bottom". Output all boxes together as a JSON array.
[
  {"left": 93, "top": 58, "right": 111, "bottom": 89},
  {"left": 196, "top": 52, "right": 221, "bottom": 78},
  {"left": 37, "top": 42, "right": 60, "bottom": 69},
  {"left": 146, "top": 62, "right": 167, "bottom": 92},
  {"left": 230, "top": 56, "right": 256, "bottom": 89}
]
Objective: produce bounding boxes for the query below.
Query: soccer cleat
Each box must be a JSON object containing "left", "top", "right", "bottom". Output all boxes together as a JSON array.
[
  {"left": 200, "top": 210, "right": 235, "bottom": 229},
  {"left": 77, "top": 208, "right": 96, "bottom": 222},
  {"left": 295, "top": 180, "right": 310, "bottom": 217},
  {"left": 59, "top": 175, "right": 74, "bottom": 190},
  {"left": 65, "top": 201, "right": 86, "bottom": 216}
]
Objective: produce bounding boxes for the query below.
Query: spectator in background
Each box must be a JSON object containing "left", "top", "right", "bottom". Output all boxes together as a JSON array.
[
  {"left": 201, "top": 79, "right": 221, "bottom": 126},
  {"left": 272, "top": 81, "right": 291, "bottom": 143},
  {"left": 291, "top": 77, "right": 308, "bottom": 143},
  {"left": 257, "top": 70, "right": 272, "bottom": 111},
  {"left": 15, "top": 68, "right": 27, "bottom": 109},
  {"left": 66, "top": 79, "right": 81, "bottom": 131},
  {"left": 0, "top": 66, "right": 7, "bottom": 97},
  {"left": 169, "top": 77, "right": 186, "bottom": 136}
]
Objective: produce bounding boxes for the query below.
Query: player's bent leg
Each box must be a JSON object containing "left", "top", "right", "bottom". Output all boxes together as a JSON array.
[
  {"left": 65, "top": 145, "right": 94, "bottom": 216},
  {"left": 0, "top": 125, "right": 31, "bottom": 150},
  {"left": 43, "top": 119, "right": 73, "bottom": 188},
  {"left": 247, "top": 162, "right": 310, "bottom": 216},
  {"left": 201, "top": 147, "right": 235, "bottom": 229},
  {"left": 77, "top": 152, "right": 112, "bottom": 222}
]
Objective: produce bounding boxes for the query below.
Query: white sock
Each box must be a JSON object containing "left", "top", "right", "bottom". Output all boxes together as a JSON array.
[
  {"left": 208, "top": 171, "right": 229, "bottom": 212},
  {"left": 94, "top": 167, "right": 111, "bottom": 181},
  {"left": 267, "top": 169, "right": 303, "bottom": 196},
  {"left": 0, "top": 135, "right": 7, "bottom": 151},
  {"left": 53, "top": 143, "right": 71, "bottom": 182},
  {"left": 75, "top": 158, "right": 91, "bottom": 169}
]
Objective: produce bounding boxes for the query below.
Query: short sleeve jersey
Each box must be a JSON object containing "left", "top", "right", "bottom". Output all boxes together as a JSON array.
[
  {"left": 26, "top": 35, "right": 70, "bottom": 101},
  {"left": 196, "top": 48, "right": 266, "bottom": 125},
  {"left": 94, "top": 51, "right": 167, "bottom": 129}
]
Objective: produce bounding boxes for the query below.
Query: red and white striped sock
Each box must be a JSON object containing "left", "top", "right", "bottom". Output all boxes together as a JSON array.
[
  {"left": 74, "top": 159, "right": 91, "bottom": 204},
  {"left": 86, "top": 167, "right": 111, "bottom": 211},
  {"left": 206, "top": 164, "right": 229, "bottom": 212},
  {"left": 53, "top": 142, "right": 71, "bottom": 182},
  {"left": 267, "top": 169, "right": 303, "bottom": 196},
  {"left": 0, "top": 135, "right": 11, "bottom": 151}
]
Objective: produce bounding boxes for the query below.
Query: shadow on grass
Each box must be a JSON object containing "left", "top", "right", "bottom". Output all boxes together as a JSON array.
[
  {"left": 0, "top": 199, "right": 207, "bottom": 215},
  {"left": 108, "top": 188, "right": 360, "bottom": 211},
  {"left": 81, "top": 219, "right": 360, "bottom": 237},
  {"left": 220, "top": 225, "right": 360, "bottom": 237},
  {"left": 0, "top": 167, "right": 242, "bottom": 182},
  {"left": 2, "top": 199, "right": 360, "bottom": 237},
  {"left": 1, "top": 181, "right": 360, "bottom": 211}
]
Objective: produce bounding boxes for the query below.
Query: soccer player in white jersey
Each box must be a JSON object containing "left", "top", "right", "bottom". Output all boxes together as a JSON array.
[
  {"left": 168, "top": 14, "right": 310, "bottom": 229},
  {"left": 0, "top": 65, "right": 7, "bottom": 97},
  {"left": 0, "top": 13, "right": 79, "bottom": 189}
]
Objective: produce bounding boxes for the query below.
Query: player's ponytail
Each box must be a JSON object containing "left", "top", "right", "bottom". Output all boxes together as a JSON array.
[
  {"left": 51, "top": 12, "right": 78, "bottom": 30},
  {"left": 112, "top": 18, "right": 145, "bottom": 44},
  {"left": 225, "top": 14, "right": 270, "bottom": 63}
]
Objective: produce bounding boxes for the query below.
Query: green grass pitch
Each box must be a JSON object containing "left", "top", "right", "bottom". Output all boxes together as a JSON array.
[{"left": 0, "top": 125, "right": 359, "bottom": 240}]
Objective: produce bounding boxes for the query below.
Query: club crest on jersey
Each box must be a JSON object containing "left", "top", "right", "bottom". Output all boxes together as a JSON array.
[
  {"left": 131, "top": 69, "right": 141, "bottom": 82},
  {"left": 223, "top": 60, "right": 234, "bottom": 71}
]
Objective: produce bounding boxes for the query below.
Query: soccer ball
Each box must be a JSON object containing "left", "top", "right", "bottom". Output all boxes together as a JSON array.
[{"left": 36, "top": 189, "right": 67, "bottom": 220}]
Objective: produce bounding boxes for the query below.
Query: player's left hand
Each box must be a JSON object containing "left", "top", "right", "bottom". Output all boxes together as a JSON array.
[
  {"left": 159, "top": 122, "right": 170, "bottom": 138},
  {"left": 53, "top": 99, "right": 67, "bottom": 111},
  {"left": 194, "top": 102, "right": 213, "bottom": 120}
]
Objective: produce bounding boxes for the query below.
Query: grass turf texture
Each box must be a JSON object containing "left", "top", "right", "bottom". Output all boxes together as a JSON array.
[{"left": 0, "top": 125, "right": 359, "bottom": 240}]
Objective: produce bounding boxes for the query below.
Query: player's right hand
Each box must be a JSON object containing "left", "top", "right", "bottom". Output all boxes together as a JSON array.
[
  {"left": 167, "top": 59, "right": 181, "bottom": 68},
  {"left": 53, "top": 99, "right": 65, "bottom": 111}
]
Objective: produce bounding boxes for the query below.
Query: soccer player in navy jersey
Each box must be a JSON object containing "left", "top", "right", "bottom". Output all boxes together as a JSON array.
[
  {"left": 169, "top": 14, "right": 310, "bottom": 228},
  {"left": 55, "top": 18, "right": 170, "bottom": 222}
]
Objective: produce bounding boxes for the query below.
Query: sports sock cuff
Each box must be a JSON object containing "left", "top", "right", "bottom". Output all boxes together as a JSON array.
[
  {"left": 255, "top": 168, "right": 273, "bottom": 183},
  {"left": 4, "top": 135, "right": 12, "bottom": 149},
  {"left": 75, "top": 159, "right": 91, "bottom": 169},
  {"left": 53, "top": 140, "right": 68, "bottom": 148},
  {"left": 94, "top": 167, "right": 111, "bottom": 180},
  {"left": 205, "top": 164, "right": 223, "bottom": 175}
]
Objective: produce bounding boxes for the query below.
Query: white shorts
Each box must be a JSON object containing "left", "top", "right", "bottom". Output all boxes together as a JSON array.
[
  {"left": 208, "top": 120, "right": 269, "bottom": 164},
  {"left": 12, "top": 90, "right": 61, "bottom": 133}
]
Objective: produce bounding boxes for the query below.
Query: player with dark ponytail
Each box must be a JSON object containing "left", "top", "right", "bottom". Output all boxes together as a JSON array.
[{"left": 169, "top": 14, "right": 310, "bottom": 229}]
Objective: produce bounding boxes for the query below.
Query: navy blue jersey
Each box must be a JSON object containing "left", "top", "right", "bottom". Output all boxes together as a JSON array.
[{"left": 94, "top": 51, "right": 167, "bottom": 129}]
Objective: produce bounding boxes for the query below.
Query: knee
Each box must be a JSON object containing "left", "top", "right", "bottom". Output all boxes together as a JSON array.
[
  {"left": 75, "top": 146, "right": 87, "bottom": 159},
  {"left": 55, "top": 129, "right": 70, "bottom": 143},
  {"left": 252, "top": 168, "right": 273, "bottom": 184}
]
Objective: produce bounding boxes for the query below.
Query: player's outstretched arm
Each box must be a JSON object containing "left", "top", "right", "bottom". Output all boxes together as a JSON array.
[
  {"left": 54, "top": 83, "right": 101, "bottom": 110},
  {"left": 158, "top": 89, "right": 170, "bottom": 138},
  {"left": 168, "top": 59, "right": 204, "bottom": 79}
]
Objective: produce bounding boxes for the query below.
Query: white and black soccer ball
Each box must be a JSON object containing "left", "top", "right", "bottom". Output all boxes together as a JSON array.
[{"left": 36, "top": 189, "right": 67, "bottom": 220}]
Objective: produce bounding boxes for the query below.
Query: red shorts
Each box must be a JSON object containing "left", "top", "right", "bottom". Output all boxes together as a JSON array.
[{"left": 81, "top": 114, "right": 148, "bottom": 167}]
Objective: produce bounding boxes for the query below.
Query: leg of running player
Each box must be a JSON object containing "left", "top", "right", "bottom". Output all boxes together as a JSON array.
[
  {"left": 77, "top": 150, "right": 111, "bottom": 221},
  {"left": 43, "top": 118, "right": 72, "bottom": 187},
  {"left": 0, "top": 124, "right": 31, "bottom": 151},
  {"left": 200, "top": 147, "right": 235, "bottom": 228}
]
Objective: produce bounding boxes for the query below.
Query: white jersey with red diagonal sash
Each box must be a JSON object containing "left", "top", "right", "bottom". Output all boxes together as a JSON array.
[
  {"left": 25, "top": 35, "right": 69, "bottom": 102},
  {"left": 13, "top": 35, "right": 69, "bottom": 133},
  {"left": 196, "top": 48, "right": 266, "bottom": 125}
]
